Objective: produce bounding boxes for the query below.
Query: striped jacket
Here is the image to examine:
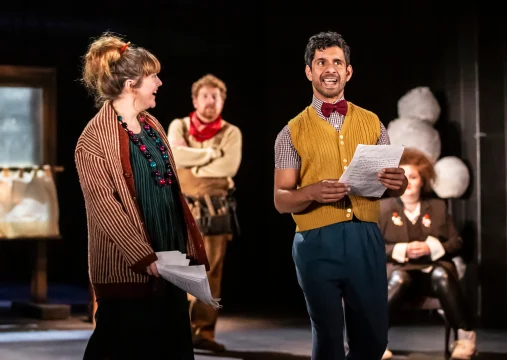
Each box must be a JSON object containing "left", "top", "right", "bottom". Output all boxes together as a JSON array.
[{"left": 75, "top": 101, "right": 209, "bottom": 299}]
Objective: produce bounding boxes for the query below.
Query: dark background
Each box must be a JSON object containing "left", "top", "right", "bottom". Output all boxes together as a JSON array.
[{"left": 0, "top": 5, "right": 506, "bottom": 328}]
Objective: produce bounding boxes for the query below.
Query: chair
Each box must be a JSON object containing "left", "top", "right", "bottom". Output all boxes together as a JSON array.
[
  {"left": 404, "top": 256, "right": 466, "bottom": 358},
  {"left": 413, "top": 296, "right": 457, "bottom": 357}
]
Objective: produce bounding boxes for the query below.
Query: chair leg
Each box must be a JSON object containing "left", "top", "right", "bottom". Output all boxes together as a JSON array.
[
  {"left": 444, "top": 319, "right": 451, "bottom": 358},
  {"left": 442, "top": 314, "right": 458, "bottom": 359}
]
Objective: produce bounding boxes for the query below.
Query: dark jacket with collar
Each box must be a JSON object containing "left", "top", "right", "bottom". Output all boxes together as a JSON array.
[{"left": 379, "top": 197, "right": 462, "bottom": 276}]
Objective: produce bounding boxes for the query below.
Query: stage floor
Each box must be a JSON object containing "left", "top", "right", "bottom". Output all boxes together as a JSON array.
[{"left": 0, "top": 313, "right": 506, "bottom": 359}]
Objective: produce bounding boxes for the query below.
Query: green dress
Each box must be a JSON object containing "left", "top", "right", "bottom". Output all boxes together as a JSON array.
[{"left": 129, "top": 126, "right": 194, "bottom": 360}]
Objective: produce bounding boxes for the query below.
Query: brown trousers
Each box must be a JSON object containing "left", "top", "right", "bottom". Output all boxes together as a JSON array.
[{"left": 189, "top": 234, "right": 230, "bottom": 340}]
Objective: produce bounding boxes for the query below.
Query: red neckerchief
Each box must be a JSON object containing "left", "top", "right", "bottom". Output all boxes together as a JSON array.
[{"left": 189, "top": 111, "right": 222, "bottom": 142}]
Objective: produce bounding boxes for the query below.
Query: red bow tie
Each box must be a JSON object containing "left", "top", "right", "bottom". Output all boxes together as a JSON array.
[{"left": 321, "top": 100, "right": 348, "bottom": 118}]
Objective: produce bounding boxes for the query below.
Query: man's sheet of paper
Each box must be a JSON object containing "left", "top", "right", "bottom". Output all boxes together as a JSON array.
[
  {"left": 338, "top": 144, "right": 404, "bottom": 198},
  {"left": 155, "top": 251, "right": 221, "bottom": 309}
]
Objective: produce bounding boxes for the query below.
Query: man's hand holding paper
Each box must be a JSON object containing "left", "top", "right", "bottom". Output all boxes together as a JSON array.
[
  {"left": 377, "top": 167, "right": 406, "bottom": 191},
  {"left": 306, "top": 179, "right": 350, "bottom": 203},
  {"left": 338, "top": 144, "right": 405, "bottom": 198}
]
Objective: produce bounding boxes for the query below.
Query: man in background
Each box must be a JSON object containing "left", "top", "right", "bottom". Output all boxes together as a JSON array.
[{"left": 168, "top": 74, "right": 242, "bottom": 352}]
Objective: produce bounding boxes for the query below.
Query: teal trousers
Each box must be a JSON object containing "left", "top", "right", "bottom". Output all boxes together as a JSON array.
[{"left": 293, "top": 219, "right": 388, "bottom": 360}]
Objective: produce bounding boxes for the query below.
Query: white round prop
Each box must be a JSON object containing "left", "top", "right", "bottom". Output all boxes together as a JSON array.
[
  {"left": 387, "top": 118, "right": 441, "bottom": 163},
  {"left": 397, "top": 86, "right": 441, "bottom": 124},
  {"left": 431, "top": 156, "right": 470, "bottom": 198}
]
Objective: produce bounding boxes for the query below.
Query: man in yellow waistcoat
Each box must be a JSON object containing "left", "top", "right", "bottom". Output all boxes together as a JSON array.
[{"left": 273, "top": 31, "right": 407, "bottom": 360}]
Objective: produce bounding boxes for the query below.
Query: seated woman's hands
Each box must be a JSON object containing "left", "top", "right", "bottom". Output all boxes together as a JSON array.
[{"left": 407, "top": 241, "right": 431, "bottom": 259}]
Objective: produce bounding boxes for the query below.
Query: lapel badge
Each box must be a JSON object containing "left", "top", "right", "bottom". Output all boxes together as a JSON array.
[
  {"left": 392, "top": 211, "right": 403, "bottom": 226},
  {"left": 422, "top": 213, "right": 431, "bottom": 228}
]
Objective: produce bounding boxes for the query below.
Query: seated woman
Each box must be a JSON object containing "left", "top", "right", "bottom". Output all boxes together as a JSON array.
[{"left": 379, "top": 148, "right": 476, "bottom": 360}]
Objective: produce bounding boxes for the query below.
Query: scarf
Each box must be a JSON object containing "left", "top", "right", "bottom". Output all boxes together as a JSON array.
[{"left": 189, "top": 111, "right": 222, "bottom": 142}]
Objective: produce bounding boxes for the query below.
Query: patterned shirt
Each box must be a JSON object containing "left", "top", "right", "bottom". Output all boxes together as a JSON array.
[{"left": 274, "top": 96, "right": 391, "bottom": 169}]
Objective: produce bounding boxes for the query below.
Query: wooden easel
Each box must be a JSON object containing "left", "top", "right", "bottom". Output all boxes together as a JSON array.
[{"left": 1, "top": 165, "right": 69, "bottom": 320}]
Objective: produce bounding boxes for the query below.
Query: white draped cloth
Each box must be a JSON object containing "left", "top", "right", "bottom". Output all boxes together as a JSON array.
[{"left": 0, "top": 166, "right": 60, "bottom": 239}]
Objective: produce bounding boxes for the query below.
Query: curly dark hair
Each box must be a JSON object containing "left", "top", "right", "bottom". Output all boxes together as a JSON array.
[
  {"left": 304, "top": 31, "right": 351, "bottom": 68},
  {"left": 400, "top": 147, "right": 436, "bottom": 194}
]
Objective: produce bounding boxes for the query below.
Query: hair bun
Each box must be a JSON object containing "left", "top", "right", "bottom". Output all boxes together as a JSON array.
[{"left": 82, "top": 32, "right": 126, "bottom": 91}]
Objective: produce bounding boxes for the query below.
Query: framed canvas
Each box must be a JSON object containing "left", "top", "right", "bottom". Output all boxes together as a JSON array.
[
  {"left": 0, "top": 65, "right": 57, "bottom": 167},
  {"left": 0, "top": 66, "right": 61, "bottom": 306}
]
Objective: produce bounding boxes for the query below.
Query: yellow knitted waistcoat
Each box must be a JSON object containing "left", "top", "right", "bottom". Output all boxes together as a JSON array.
[{"left": 288, "top": 102, "right": 381, "bottom": 231}]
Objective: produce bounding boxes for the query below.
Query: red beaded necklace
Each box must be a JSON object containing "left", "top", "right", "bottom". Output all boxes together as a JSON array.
[{"left": 117, "top": 115, "right": 173, "bottom": 187}]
